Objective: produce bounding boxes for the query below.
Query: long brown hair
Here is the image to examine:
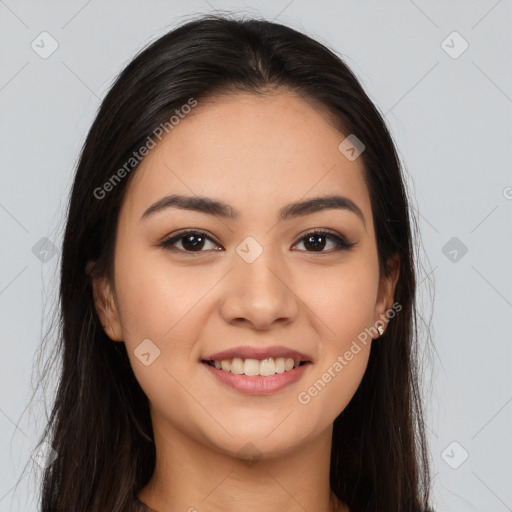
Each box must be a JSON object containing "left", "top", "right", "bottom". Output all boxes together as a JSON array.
[{"left": 27, "top": 13, "right": 434, "bottom": 511}]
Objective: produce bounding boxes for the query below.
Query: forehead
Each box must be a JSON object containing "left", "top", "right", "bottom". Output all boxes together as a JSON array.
[{"left": 122, "top": 90, "right": 372, "bottom": 226}]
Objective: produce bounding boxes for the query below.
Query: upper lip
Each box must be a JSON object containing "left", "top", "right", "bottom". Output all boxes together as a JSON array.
[{"left": 202, "top": 345, "right": 313, "bottom": 363}]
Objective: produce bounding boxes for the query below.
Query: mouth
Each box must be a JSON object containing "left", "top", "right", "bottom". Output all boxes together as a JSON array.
[
  {"left": 200, "top": 357, "right": 312, "bottom": 395},
  {"left": 200, "top": 357, "right": 311, "bottom": 377}
]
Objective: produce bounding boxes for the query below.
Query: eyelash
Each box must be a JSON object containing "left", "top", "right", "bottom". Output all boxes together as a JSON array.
[{"left": 157, "top": 229, "right": 356, "bottom": 255}]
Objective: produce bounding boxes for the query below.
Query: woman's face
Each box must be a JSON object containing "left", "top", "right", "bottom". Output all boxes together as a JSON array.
[{"left": 93, "top": 90, "right": 398, "bottom": 459}]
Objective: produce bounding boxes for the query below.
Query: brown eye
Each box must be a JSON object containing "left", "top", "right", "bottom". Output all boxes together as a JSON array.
[
  {"left": 294, "top": 230, "right": 356, "bottom": 253},
  {"left": 158, "top": 230, "right": 221, "bottom": 253}
]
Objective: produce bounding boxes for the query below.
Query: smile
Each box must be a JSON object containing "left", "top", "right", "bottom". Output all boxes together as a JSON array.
[
  {"left": 202, "top": 357, "right": 307, "bottom": 376},
  {"left": 201, "top": 358, "right": 312, "bottom": 395}
]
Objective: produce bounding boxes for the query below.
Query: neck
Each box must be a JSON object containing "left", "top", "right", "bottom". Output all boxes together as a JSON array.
[{"left": 137, "top": 416, "right": 347, "bottom": 512}]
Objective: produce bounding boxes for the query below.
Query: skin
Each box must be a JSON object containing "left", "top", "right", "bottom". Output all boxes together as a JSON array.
[{"left": 92, "top": 89, "right": 399, "bottom": 512}]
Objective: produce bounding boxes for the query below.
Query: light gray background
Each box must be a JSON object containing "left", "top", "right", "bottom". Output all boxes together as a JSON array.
[{"left": 1, "top": 1, "right": 511, "bottom": 511}]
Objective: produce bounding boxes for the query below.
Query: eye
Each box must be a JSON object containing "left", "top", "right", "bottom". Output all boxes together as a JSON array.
[
  {"left": 157, "top": 229, "right": 356, "bottom": 254},
  {"left": 158, "top": 230, "right": 221, "bottom": 253},
  {"left": 292, "top": 230, "right": 356, "bottom": 253}
]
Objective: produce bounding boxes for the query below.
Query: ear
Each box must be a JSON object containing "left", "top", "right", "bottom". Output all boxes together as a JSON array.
[
  {"left": 88, "top": 263, "right": 123, "bottom": 342},
  {"left": 373, "top": 253, "right": 400, "bottom": 332}
]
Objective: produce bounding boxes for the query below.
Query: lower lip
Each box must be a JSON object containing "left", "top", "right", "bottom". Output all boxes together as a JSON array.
[{"left": 201, "top": 361, "right": 311, "bottom": 395}]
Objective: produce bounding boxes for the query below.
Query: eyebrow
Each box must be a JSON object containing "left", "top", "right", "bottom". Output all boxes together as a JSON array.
[{"left": 140, "top": 194, "right": 366, "bottom": 227}]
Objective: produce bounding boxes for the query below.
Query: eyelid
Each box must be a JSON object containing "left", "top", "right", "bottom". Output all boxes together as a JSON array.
[
  {"left": 293, "top": 228, "right": 356, "bottom": 252},
  {"left": 159, "top": 228, "right": 220, "bottom": 246},
  {"left": 156, "top": 229, "right": 221, "bottom": 254},
  {"left": 294, "top": 227, "right": 345, "bottom": 244}
]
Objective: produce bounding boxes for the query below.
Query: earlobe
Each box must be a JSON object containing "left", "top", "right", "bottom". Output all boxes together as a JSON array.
[{"left": 90, "top": 272, "right": 123, "bottom": 342}]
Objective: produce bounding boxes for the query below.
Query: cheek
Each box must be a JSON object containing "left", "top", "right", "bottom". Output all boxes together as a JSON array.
[
  {"left": 112, "top": 247, "right": 233, "bottom": 402},
  {"left": 297, "top": 342, "right": 370, "bottom": 412},
  {"left": 113, "top": 246, "right": 205, "bottom": 339},
  {"left": 295, "top": 267, "right": 376, "bottom": 419},
  {"left": 295, "top": 261, "right": 377, "bottom": 407},
  {"left": 112, "top": 254, "right": 210, "bottom": 416},
  {"left": 301, "top": 259, "right": 379, "bottom": 345},
  {"left": 296, "top": 342, "right": 370, "bottom": 431}
]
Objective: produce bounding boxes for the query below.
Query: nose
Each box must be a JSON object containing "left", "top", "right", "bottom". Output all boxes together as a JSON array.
[{"left": 218, "top": 247, "right": 299, "bottom": 331}]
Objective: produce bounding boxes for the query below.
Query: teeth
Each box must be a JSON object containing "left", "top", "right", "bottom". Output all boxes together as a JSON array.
[
  {"left": 207, "top": 357, "right": 303, "bottom": 377},
  {"left": 244, "top": 358, "right": 260, "bottom": 376}
]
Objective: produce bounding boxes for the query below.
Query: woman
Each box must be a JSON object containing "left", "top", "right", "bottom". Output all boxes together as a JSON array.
[{"left": 36, "top": 13, "right": 434, "bottom": 512}]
